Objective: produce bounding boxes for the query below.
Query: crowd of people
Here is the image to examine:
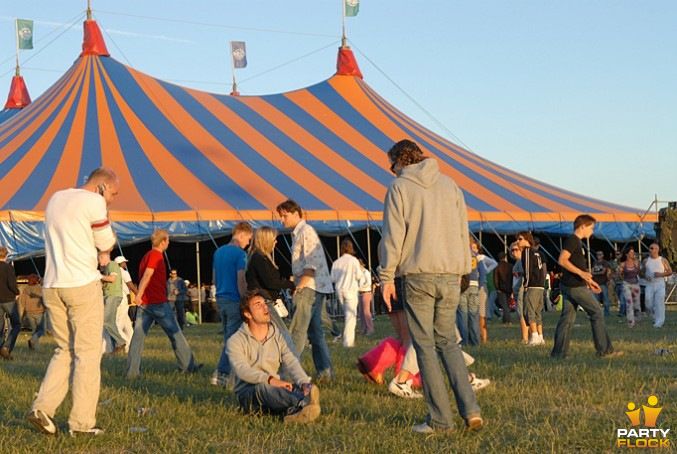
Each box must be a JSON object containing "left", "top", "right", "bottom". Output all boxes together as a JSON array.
[{"left": 0, "top": 141, "right": 672, "bottom": 437}]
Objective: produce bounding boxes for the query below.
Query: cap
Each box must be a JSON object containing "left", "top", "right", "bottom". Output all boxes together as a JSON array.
[{"left": 114, "top": 256, "right": 128, "bottom": 264}]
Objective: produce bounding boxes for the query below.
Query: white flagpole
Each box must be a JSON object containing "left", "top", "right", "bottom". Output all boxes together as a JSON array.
[
  {"left": 230, "top": 41, "right": 238, "bottom": 94},
  {"left": 341, "top": 0, "right": 347, "bottom": 47},
  {"left": 14, "top": 19, "right": 20, "bottom": 76}
]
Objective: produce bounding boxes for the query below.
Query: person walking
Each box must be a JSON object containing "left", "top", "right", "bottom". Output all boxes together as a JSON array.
[
  {"left": 550, "top": 214, "right": 624, "bottom": 359},
  {"left": 0, "top": 245, "right": 20, "bottom": 360},
  {"left": 126, "top": 229, "right": 201, "bottom": 378},
  {"left": 379, "top": 139, "right": 482, "bottom": 434},
  {"left": 330, "top": 239, "right": 362, "bottom": 348},
  {"left": 28, "top": 167, "right": 119, "bottom": 436}
]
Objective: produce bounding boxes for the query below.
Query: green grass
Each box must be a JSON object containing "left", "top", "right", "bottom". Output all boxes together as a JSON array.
[{"left": 1, "top": 308, "right": 675, "bottom": 453}]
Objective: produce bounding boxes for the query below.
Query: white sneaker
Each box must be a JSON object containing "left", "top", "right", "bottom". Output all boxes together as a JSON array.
[
  {"left": 469, "top": 373, "right": 491, "bottom": 392},
  {"left": 68, "top": 427, "right": 105, "bottom": 436},
  {"left": 210, "top": 370, "right": 229, "bottom": 387},
  {"left": 27, "top": 409, "right": 57, "bottom": 435},
  {"left": 388, "top": 378, "right": 423, "bottom": 398},
  {"left": 527, "top": 334, "right": 545, "bottom": 346}
]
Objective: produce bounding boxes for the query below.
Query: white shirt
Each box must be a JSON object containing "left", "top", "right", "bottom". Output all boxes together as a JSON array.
[
  {"left": 291, "top": 220, "right": 333, "bottom": 293},
  {"left": 331, "top": 254, "right": 362, "bottom": 293},
  {"left": 120, "top": 267, "right": 132, "bottom": 296},
  {"left": 645, "top": 256, "right": 668, "bottom": 285},
  {"left": 43, "top": 188, "right": 115, "bottom": 288},
  {"left": 358, "top": 268, "right": 372, "bottom": 292}
]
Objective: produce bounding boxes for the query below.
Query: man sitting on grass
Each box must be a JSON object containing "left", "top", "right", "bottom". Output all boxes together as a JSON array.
[{"left": 227, "top": 290, "right": 321, "bottom": 423}]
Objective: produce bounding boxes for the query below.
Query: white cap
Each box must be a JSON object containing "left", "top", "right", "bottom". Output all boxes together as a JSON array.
[{"left": 114, "top": 256, "right": 128, "bottom": 264}]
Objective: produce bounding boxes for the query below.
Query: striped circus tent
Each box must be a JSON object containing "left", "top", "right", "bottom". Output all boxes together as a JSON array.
[{"left": 0, "top": 20, "right": 652, "bottom": 258}]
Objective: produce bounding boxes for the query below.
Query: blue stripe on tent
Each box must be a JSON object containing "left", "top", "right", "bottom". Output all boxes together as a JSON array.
[
  {"left": 0, "top": 74, "right": 88, "bottom": 209},
  {"left": 101, "top": 59, "right": 267, "bottom": 210},
  {"left": 79, "top": 60, "right": 103, "bottom": 180},
  {"left": 5, "top": 77, "right": 86, "bottom": 209},
  {"left": 356, "top": 84, "right": 552, "bottom": 213},
  {"left": 97, "top": 60, "right": 189, "bottom": 211},
  {"left": 263, "top": 93, "right": 393, "bottom": 187},
  {"left": 360, "top": 82, "right": 641, "bottom": 214},
  {"left": 225, "top": 96, "right": 384, "bottom": 210},
  {"left": 0, "top": 109, "right": 20, "bottom": 124},
  {"left": 152, "top": 81, "right": 328, "bottom": 210}
]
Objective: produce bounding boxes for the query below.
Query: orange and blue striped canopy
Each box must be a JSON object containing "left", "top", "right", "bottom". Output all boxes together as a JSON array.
[{"left": 0, "top": 21, "right": 652, "bottom": 257}]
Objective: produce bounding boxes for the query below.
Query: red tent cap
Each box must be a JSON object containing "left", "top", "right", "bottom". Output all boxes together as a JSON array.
[
  {"left": 336, "top": 47, "right": 363, "bottom": 78},
  {"left": 80, "top": 20, "right": 110, "bottom": 57},
  {"left": 4, "top": 75, "right": 31, "bottom": 109}
]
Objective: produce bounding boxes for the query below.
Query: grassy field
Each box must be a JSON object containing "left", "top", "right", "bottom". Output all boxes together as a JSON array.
[{"left": 0, "top": 308, "right": 675, "bottom": 453}]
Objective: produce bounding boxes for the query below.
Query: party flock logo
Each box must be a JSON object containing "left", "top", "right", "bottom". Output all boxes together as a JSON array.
[{"left": 617, "top": 395, "right": 670, "bottom": 448}]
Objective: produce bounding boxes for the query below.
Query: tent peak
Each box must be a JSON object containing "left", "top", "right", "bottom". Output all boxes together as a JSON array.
[
  {"left": 80, "top": 20, "right": 110, "bottom": 57},
  {"left": 4, "top": 75, "right": 31, "bottom": 109},
  {"left": 336, "top": 46, "right": 363, "bottom": 78}
]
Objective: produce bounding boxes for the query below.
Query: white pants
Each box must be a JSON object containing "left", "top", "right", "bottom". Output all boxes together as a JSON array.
[
  {"left": 644, "top": 282, "right": 666, "bottom": 328},
  {"left": 102, "top": 297, "right": 133, "bottom": 353},
  {"left": 337, "top": 290, "right": 359, "bottom": 347}
]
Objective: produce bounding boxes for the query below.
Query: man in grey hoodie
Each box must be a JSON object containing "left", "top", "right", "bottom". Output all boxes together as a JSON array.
[
  {"left": 379, "top": 139, "right": 483, "bottom": 434},
  {"left": 227, "top": 290, "right": 320, "bottom": 423}
]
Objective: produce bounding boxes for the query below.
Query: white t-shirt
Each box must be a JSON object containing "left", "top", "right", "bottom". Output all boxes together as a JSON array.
[
  {"left": 331, "top": 254, "right": 362, "bottom": 293},
  {"left": 120, "top": 267, "right": 132, "bottom": 296},
  {"left": 43, "top": 188, "right": 116, "bottom": 288}
]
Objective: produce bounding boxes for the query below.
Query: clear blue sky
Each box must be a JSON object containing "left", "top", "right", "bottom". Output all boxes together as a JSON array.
[{"left": 2, "top": 1, "right": 675, "bottom": 211}]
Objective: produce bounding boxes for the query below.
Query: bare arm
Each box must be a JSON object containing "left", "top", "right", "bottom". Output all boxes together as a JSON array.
[
  {"left": 135, "top": 267, "right": 156, "bottom": 303},
  {"left": 125, "top": 280, "right": 139, "bottom": 295},
  {"left": 559, "top": 249, "right": 600, "bottom": 292}
]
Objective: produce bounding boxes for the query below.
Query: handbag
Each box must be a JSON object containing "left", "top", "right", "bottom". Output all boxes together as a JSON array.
[{"left": 272, "top": 298, "right": 289, "bottom": 318}]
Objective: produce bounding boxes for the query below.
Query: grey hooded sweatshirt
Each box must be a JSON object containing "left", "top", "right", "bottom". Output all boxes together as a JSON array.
[
  {"left": 227, "top": 322, "right": 311, "bottom": 395},
  {"left": 379, "top": 158, "right": 471, "bottom": 283}
]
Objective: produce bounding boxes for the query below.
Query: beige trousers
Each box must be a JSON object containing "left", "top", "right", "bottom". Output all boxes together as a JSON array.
[{"left": 32, "top": 280, "right": 104, "bottom": 431}]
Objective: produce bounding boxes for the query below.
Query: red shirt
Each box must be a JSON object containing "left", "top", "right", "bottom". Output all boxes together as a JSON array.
[{"left": 138, "top": 249, "right": 167, "bottom": 305}]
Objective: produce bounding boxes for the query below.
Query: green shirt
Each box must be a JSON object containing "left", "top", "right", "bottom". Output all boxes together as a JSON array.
[{"left": 103, "top": 261, "right": 123, "bottom": 297}]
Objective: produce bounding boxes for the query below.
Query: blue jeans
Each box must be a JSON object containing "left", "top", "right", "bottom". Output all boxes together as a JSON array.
[
  {"left": 170, "top": 298, "right": 187, "bottom": 329},
  {"left": 551, "top": 285, "right": 614, "bottom": 359},
  {"left": 597, "top": 284, "right": 610, "bottom": 316},
  {"left": 289, "top": 288, "right": 333, "bottom": 378},
  {"left": 615, "top": 283, "right": 626, "bottom": 315},
  {"left": 404, "top": 274, "right": 480, "bottom": 429},
  {"left": 237, "top": 383, "right": 305, "bottom": 415},
  {"left": 216, "top": 298, "right": 242, "bottom": 375},
  {"left": 103, "top": 295, "right": 126, "bottom": 346},
  {"left": 0, "top": 301, "right": 21, "bottom": 353},
  {"left": 126, "top": 302, "right": 197, "bottom": 377},
  {"left": 26, "top": 312, "right": 45, "bottom": 347},
  {"left": 456, "top": 285, "right": 480, "bottom": 346}
]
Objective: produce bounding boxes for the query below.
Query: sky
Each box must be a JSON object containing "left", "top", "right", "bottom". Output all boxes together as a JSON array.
[{"left": 1, "top": 1, "right": 675, "bottom": 211}]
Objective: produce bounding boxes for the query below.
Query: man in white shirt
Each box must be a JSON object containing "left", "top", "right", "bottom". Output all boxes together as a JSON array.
[
  {"left": 276, "top": 199, "right": 334, "bottom": 383},
  {"left": 29, "top": 167, "right": 119, "bottom": 437},
  {"left": 642, "top": 243, "right": 673, "bottom": 328},
  {"left": 331, "top": 239, "right": 362, "bottom": 348}
]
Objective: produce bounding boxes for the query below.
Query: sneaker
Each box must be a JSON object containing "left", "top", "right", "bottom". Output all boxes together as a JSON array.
[
  {"left": 412, "top": 422, "right": 438, "bottom": 434},
  {"left": 601, "top": 350, "right": 625, "bottom": 359},
  {"left": 68, "top": 427, "right": 105, "bottom": 436},
  {"left": 355, "top": 358, "right": 383, "bottom": 385},
  {"left": 469, "top": 373, "right": 491, "bottom": 392},
  {"left": 27, "top": 409, "right": 58, "bottom": 435},
  {"left": 0, "top": 346, "right": 11, "bottom": 360},
  {"left": 465, "top": 414, "right": 484, "bottom": 431},
  {"left": 388, "top": 378, "right": 423, "bottom": 399},
  {"left": 285, "top": 386, "right": 321, "bottom": 425},
  {"left": 332, "top": 334, "right": 343, "bottom": 343},
  {"left": 210, "top": 370, "right": 229, "bottom": 387},
  {"left": 526, "top": 335, "right": 545, "bottom": 346}
]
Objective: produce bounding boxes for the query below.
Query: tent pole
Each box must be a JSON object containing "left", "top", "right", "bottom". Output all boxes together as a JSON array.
[
  {"left": 503, "top": 234, "right": 507, "bottom": 253},
  {"left": 586, "top": 237, "right": 592, "bottom": 271},
  {"left": 367, "top": 226, "right": 372, "bottom": 272},
  {"left": 336, "top": 236, "right": 340, "bottom": 260},
  {"left": 196, "top": 241, "right": 202, "bottom": 323}
]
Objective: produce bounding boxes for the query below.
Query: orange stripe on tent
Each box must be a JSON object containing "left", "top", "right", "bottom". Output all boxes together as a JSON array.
[
  {"left": 361, "top": 81, "right": 634, "bottom": 215},
  {"left": 187, "top": 91, "right": 361, "bottom": 211},
  {"left": 0, "top": 62, "right": 88, "bottom": 209},
  {"left": 0, "top": 63, "right": 79, "bottom": 140},
  {"left": 239, "top": 95, "right": 388, "bottom": 203},
  {"left": 126, "top": 69, "right": 287, "bottom": 209},
  {"left": 92, "top": 59, "right": 148, "bottom": 212},
  {"left": 0, "top": 61, "right": 86, "bottom": 165},
  {"left": 34, "top": 59, "right": 95, "bottom": 209},
  {"left": 326, "top": 77, "right": 524, "bottom": 213},
  {"left": 97, "top": 63, "right": 233, "bottom": 211}
]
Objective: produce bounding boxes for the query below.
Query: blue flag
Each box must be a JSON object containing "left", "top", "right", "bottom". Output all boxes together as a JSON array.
[{"left": 230, "top": 41, "right": 247, "bottom": 68}]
